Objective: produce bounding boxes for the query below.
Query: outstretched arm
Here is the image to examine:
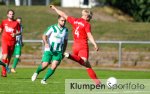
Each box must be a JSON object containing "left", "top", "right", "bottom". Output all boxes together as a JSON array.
[
  {"left": 50, "top": 5, "right": 68, "bottom": 20},
  {"left": 87, "top": 32, "right": 99, "bottom": 51}
]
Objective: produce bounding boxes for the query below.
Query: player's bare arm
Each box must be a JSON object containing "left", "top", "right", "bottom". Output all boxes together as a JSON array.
[
  {"left": 42, "top": 35, "right": 49, "bottom": 47},
  {"left": 87, "top": 32, "right": 99, "bottom": 51},
  {"left": 63, "top": 39, "right": 68, "bottom": 53},
  {"left": 0, "top": 28, "right": 2, "bottom": 33},
  {"left": 49, "top": 5, "right": 68, "bottom": 20},
  {"left": 10, "top": 31, "right": 20, "bottom": 37},
  {"left": 15, "top": 31, "right": 21, "bottom": 36}
]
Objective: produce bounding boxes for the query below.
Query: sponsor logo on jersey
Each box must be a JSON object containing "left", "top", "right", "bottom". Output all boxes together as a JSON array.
[
  {"left": 5, "top": 26, "right": 14, "bottom": 33},
  {"left": 74, "top": 21, "right": 84, "bottom": 27}
]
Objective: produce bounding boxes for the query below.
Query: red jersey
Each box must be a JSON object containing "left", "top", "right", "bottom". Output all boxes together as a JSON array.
[
  {"left": 67, "top": 16, "right": 91, "bottom": 46},
  {"left": 0, "top": 19, "right": 20, "bottom": 41}
]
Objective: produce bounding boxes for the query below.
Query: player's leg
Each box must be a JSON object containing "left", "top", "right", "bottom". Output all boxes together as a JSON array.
[
  {"left": 64, "top": 47, "right": 85, "bottom": 66},
  {"left": 11, "top": 45, "right": 21, "bottom": 73},
  {"left": 41, "top": 52, "right": 62, "bottom": 84},
  {"left": 11, "top": 55, "right": 19, "bottom": 73},
  {"left": 1, "top": 41, "right": 9, "bottom": 77},
  {"left": 35, "top": 51, "right": 52, "bottom": 74},
  {"left": 84, "top": 60, "right": 101, "bottom": 85},
  {"left": 6, "top": 44, "right": 15, "bottom": 73},
  {"left": 1, "top": 54, "right": 8, "bottom": 77},
  {"left": 0, "top": 61, "right": 9, "bottom": 72},
  {"left": 0, "top": 60, "right": 6, "bottom": 67},
  {"left": 31, "top": 62, "right": 49, "bottom": 82},
  {"left": 79, "top": 50, "right": 101, "bottom": 85},
  {"left": 64, "top": 46, "right": 100, "bottom": 85},
  {"left": 31, "top": 51, "right": 52, "bottom": 81},
  {"left": 76, "top": 48, "right": 100, "bottom": 85},
  {"left": 41, "top": 61, "right": 59, "bottom": 84}
]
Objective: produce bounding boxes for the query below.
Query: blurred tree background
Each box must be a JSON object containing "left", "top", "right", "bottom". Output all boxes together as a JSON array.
[
  {"left": 98, "top": 0, "right": 150, "bottom": 22},
  {"left": 0, "top": 0, "right": 150, "bottom": 22}
]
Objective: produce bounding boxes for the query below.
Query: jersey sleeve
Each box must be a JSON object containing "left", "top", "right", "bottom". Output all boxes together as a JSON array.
[
  {"left": 44, "top": 26, "right": 53, "bottom": 36},
  {"left": 85, "top": 23, "right": 91, "bottom": 33},
  {"left": 67, "top": 16, "right": 75, "bottom": 25}
]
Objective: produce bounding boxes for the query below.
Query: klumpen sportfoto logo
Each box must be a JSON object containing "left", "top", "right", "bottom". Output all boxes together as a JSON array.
[
  {"left": 65, "top": 79, "right": 150, "bottom": 94},
  {"left": 107, "top": 82, "right": 145, "bottom": 90},
  {"left": 69, "top": 82, "right": 105, "bottom": 91}
]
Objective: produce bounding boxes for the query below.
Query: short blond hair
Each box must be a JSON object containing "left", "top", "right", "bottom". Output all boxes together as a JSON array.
[{"left": 82, "top": 9, "right": 93, "bottom": 18}]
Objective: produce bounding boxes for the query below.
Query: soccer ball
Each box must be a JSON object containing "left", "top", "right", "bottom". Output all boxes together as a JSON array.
[{"left": 106, "top": 77, "right": 117, "bottom": 88}]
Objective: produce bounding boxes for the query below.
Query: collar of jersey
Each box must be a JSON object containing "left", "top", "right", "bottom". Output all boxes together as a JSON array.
[{"left": 55, "top": 24, "right": 64, "bottom": 33}]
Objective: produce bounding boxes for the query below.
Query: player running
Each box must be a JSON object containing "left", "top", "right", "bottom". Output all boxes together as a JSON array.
[
  {"left": 50, "top": 5, "right": 100, "bottom": 85},
  {"left": 11, "top": 17, "right": 23, "bottom": 73},
  {"left": 31, "top": 15, "right": 68, "bottom": 84},
  {"left": 0, "top": 9, "right": 20, "bottom": 77}
]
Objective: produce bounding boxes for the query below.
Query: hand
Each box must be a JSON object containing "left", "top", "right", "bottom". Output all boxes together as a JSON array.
[
  {"left": 45, "top": 43, "right": 49, "bottom": 48},
  {"left": 49, "top": 5, "right": 55, "bottom": 10},
  {"left": 44, "top": 43, "right": 50, "bottom": 51},
  {"left": 94, "top": 45, "right": 99, "bottom": 51},
  {"left": 11, "top": 33, "right": 16, "bottom": 37}
]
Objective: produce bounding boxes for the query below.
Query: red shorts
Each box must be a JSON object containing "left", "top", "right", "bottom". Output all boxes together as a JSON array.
[
  {"left": 72, "top": 45, "right": 89, "bottom": 59},
  {"left": 1, "top": 39, "right": 16, "bottom": 56}
]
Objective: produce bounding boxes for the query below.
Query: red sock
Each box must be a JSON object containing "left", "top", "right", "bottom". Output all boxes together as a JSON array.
[
  {"left": 87, "top": 68, "right": 101, "bottom": 85},
  {"left": 69, "top": 54, "right": 85, "bottom": 65}
]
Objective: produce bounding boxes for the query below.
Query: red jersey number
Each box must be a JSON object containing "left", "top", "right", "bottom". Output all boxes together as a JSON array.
[{"left": 75, "top": 26, "right": 79, "bottom": 38}]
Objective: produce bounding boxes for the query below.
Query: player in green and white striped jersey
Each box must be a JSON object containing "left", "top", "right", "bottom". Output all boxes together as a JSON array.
[
  {"left": 11, "top": 17, "right": 23, "bottom": 73},
  {"left": 31, "top": 15, "right": 68, "bottom": 84}
]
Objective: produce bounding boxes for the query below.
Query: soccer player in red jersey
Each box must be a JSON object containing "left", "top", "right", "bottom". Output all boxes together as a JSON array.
[
  {"left": 0, "top": 9, "right": 20, "bottom": 77},
  {"left": 50, "top": 5, "right": 100, "bottom": 85}
]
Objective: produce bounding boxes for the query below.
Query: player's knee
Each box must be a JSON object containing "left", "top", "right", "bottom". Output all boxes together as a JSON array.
[
  {"left": 51, "top": 62, "right": 58, "bottom": 70},
  {"left": 81, "top": 57, "right": 88, "bottom": 63},
  {"left": 51, "top": 66, "right": 57, "bottom": 70},
  {"left": 42, "top": 62, "right": 49, "bottom": 68}
]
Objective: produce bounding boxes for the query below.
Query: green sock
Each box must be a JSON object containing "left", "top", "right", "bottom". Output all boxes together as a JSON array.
[
  {"left": 12, "top": 58, "right": 19, "bottom": 69},
  {"left": 0, "top": 61, "right": 6, "bottom": 67},
  {"left": 36, "top": 64, "right": 43, "bottom": 74},
  {"left": 43, "top": 68, "right": 55, "bottom": 81}
]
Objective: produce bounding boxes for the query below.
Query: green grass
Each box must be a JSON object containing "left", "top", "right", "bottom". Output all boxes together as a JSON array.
[{"left": 0, "top": 68, "right": 149, "bottom": 94}]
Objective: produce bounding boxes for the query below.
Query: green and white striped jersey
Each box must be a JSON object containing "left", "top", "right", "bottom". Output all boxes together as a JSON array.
[{"left": 44, "top": 24, "right": 68, "bottom": 52}]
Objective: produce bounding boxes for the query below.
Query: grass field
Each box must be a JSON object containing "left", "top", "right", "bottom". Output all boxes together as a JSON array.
[{"left": 0, "top": 68, "right": 150, "bottom": 94}]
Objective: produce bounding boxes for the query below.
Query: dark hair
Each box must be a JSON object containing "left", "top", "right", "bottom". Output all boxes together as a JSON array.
[
  {"left": 7, "top": 9, "right": 15, "bottom": 15},
  {"left": 16, "top": 17, "right": 22, "bottom": 20},
  {"left": 58, "top": 15, "right": 61, "bottom": 19},
  {"left": 57, "top": 15, "right": 66, "bottom": 21}
]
